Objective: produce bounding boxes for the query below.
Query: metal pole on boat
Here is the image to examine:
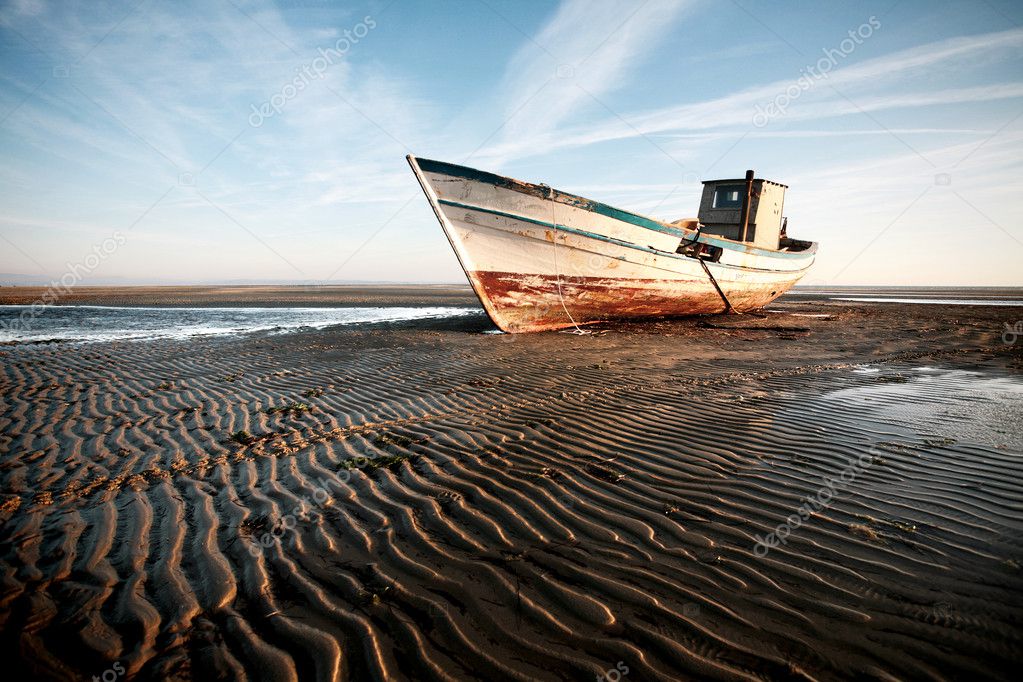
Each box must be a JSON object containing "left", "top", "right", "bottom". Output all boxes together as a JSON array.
[{"left": 738, "top": 169, "right": 754, "bottom": 242}]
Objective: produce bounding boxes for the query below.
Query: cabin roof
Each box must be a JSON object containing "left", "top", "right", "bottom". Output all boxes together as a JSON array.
[{"left": 702, "top": 178, "right": 788, "bottom": 188}]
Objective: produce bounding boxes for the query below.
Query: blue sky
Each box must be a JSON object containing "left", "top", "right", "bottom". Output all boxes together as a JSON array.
[{"left": 1, "top": 0, "right": 1021, "bottom": 286}]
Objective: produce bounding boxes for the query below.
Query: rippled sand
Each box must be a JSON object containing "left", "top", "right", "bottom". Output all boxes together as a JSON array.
[{"left": 1, "top": 296, "right": 1021, "bottom": 680}]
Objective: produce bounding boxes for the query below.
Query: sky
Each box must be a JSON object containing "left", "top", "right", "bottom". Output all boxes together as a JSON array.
[{"left": 0, "top": 0, "right": 1021, "bottom": 287}]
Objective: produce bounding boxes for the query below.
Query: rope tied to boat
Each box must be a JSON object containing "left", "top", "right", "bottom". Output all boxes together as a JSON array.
[
  {"left": 541, "top": 183, "right": 591, "bottom": 335},
  {"left": 681, "top": 225, "right": 736, "bottom": 314},
  {"left": 699, "top": 257, "right": 735, "bottom": 314}
]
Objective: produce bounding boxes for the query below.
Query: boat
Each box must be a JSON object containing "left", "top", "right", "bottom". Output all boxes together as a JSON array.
[{"left": 407, "top": 155, "right": 817, "bottom": 333}]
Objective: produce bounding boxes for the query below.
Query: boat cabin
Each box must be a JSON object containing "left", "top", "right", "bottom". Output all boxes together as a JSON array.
[{"left": 697, "top": 171, "right": 787, "bottom": 250}]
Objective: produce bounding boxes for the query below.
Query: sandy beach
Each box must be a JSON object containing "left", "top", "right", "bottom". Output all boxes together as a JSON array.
[{"left": 1, "top": 289, "right": 1022, "bottom": 680}]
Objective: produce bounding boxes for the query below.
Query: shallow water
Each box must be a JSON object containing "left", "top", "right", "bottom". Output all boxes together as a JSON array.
[
  {"left": 0, "top": 304, "right": 480, "bottom": 343},
  {"left": 823, "top": 367, "right": 1023, "bottom": 450}
]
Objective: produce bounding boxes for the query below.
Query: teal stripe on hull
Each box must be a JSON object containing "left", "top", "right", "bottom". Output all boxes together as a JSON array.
[
  {"left": 437, "top": 198, "right": 811, "bottom": 274},
  {"left": 418, "top": 157, "right": 683, "bottom": 238},
  {"left": 418, "top": 157, "right": 814, "bottom": 261}
]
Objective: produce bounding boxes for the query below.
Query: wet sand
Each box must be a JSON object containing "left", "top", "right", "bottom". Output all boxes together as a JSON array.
[{"left": 1, "top": 291, "right": 1022, "bottom": 680}]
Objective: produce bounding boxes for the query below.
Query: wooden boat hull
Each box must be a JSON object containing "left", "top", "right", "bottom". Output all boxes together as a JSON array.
[{"left": 408, "top": 156, "right": 817, "bottom": 333}]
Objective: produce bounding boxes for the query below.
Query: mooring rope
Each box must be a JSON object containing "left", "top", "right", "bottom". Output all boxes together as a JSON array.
[
  {"left": 682, "top": 225, "right": 735, "bottom": 314},
  {"left": 698, "top": 257, "right": 735, "bottom": 313},
  {"left": 541, "top": 184, "right": 590, "bottom": 335}
]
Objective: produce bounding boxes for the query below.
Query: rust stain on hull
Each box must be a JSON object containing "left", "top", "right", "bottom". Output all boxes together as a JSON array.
[{"left": 470, "top": 271, "right": 788, "bottom": 333}]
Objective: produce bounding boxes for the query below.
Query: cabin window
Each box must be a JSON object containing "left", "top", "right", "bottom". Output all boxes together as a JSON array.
[{"left": 713, "top": 185, "right": 744, "bottom": 209}]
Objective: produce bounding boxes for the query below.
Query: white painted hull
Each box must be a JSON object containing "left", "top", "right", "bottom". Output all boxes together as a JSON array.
[{"left": 408, "top": 156, "right": 817, "bottom": 332}]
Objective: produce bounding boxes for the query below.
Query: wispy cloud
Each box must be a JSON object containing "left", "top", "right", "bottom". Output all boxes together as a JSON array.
[
  {"left": 478, "top": 27, "right": 1023, "bottom": 163},
  {"left": 0, "top": 0, "right": 445, "bottom": 280},
  {"left": 492, "top": 0, "right": 692, "bottom": 154}
]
